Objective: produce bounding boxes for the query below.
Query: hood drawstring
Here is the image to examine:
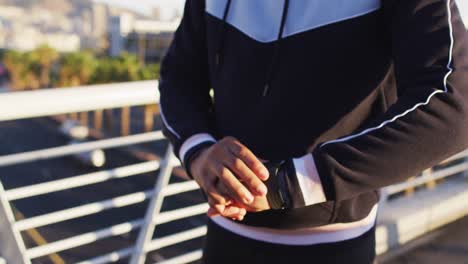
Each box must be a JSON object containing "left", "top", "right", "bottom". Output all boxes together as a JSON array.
[
  {"left": 216, "top": 0, "right": 232, "bottom": 68},
  {"left": 263, "top": 0, "right": 290, "bottom": 97},
  {"left": 217, "top": 0, "right": 290, "bottom": 97}
]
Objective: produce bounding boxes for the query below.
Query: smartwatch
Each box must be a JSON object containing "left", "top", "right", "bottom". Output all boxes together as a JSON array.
[
  {"left": 263, "top": 160, "right": 291, "bottom": 209},
  {"left": 263, "top": 159, "right": 306, "bottom": 210}
]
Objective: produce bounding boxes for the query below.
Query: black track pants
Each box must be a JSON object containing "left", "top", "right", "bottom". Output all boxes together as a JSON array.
[{"left": 201, "top": 218, "right": 376, "bottom": 264}]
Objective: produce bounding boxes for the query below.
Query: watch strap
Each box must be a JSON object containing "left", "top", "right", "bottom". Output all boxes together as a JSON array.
[{"left": 264, "top": 161, "right": 289, "bottom": 209}]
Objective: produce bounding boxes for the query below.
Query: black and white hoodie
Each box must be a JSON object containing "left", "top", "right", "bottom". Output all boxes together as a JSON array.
[{"left": 158, "top": 0, "right": 468, "bottom": 234}]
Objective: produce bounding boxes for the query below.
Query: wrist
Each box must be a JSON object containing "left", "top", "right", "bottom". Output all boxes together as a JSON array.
[{"left": 183, "top": 142, "right": 215, "bottom": 179}]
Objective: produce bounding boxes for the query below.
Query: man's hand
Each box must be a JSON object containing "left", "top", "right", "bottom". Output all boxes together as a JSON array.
[
  {"left": 190, "top": 137, "right": 270, "bottom": 220},
  {"left": 213, "top": 180, "right": 271, "bottom": 213}
]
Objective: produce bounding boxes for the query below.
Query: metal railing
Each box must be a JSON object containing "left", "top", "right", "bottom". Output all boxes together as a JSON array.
[{"left": 0, "top": 81, "right": 466, "bottom": 264}]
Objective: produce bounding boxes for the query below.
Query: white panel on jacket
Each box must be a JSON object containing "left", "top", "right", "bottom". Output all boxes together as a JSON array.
[
  {"left": 206, "top": 0, "right": 381, "bottom": 43},
  {"left": 456, "top": 0, "right": 468, "bottom": 29}
]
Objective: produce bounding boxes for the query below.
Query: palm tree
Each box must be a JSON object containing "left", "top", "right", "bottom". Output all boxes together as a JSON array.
[
  {"left": 56, "top": 51, "right": 97, "bottom": 125},
  {"left": 138, "top": 63, "right": 160, "bottom": 80},
  {"left": 58, "top": 51, "right": 97, "bottom": 87},
  {"left": 31, "top": 45, "right": 59, "bottom": 88},
  {"left": 3, "top": 50, "right": 26, "bottom": 90},
  {"left": 23, "top": 51, "right": 41, "bottom": 89},
  {"left": 3, "top": 50, "right": 41, "bottom": 90},
  {"left": 115, "top": 52, "right": 141, "bottom": 82},
  {"left": 90, "top": 57, "right": 113, "bottom": 84}
]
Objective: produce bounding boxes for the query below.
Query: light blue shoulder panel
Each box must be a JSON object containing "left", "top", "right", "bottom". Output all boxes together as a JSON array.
[{"left": 206, "top": 0, "right": 381, "bottom": 43}]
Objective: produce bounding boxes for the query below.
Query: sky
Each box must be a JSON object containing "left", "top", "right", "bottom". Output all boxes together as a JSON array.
[{"left": 93, "top": 0, "right": 185, "bottom": 15}]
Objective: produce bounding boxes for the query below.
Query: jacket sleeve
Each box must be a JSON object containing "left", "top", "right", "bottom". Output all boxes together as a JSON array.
[
  {"left": 291, "top": 0, "right": 468, "bottom": 206},
  {"left": 158, "top": 0, "right": 217, "bottom": 166}
]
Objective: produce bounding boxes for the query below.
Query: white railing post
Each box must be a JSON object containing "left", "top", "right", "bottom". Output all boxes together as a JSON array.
[
  {"left": 0, "top": 182, "right": 31, "bottom": 264},
  {"left": 130, "top": 144, "right": 176, "bottom": 264}
]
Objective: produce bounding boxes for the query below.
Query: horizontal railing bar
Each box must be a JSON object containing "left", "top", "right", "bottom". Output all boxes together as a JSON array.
[
  {"left": 145, "top": 226, "right": 207, "bottom": 253},
  {"left": 155, "top": 249, "right": 203, "bottom": 264},
  {"left": 75, "top": 228, "right": 207, "bottom": 264},
  {"left": 441, "top": 149, "right": 468, "bottom": 164},
  {"left": 0, "top": 80, "right": 159, "bottom": 121},
  {"left": 162, "top": 181, "right": 200, "bottom": 197},
  {"left": 15, "top": 190, "right": 154, "bottom": 231},
  {"left": 75, "top": 247, "right": 134, "bottom": 264},
  {"left": 385, "top": 162, "right": 468, "bottom": 195},
  {"left": 5, "top": 160, "right": 160, "bottom": 201},
  {"left": 155, "top": 203, "right": 209, "bottom": 226},
  {"left": 26, "top": 219, "right": 143, "bottom": 259},
  {"left": 0, "top": 131, "right": 164, "bottom": 167}
]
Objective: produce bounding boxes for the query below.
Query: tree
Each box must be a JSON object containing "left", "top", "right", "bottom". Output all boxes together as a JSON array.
[
  {"left": 58, "top": 51, "right": 97, "bottom": 87},
  {"left": 3, "top": 50, "right": 25, "bottom": 90},
  {"left": 3, "top": 50, "right": 40, "bottom": 90},
  {"left": 2, "top": 48, "right": 161, "bottom": 89},
  {"left": 30, "top": 45, "right": 59, "bottom": 88},
  {"left": 138, "top": 63, "right": 160, "bottom": 80},
  {"left": 91, "top": 53, "right": 154, "bottom": 84},
  {"left": 114, "top": 52, "right": 141, "bottom": 82}
]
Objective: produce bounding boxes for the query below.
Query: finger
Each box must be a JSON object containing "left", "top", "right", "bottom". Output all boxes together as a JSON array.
[
  {"left": 226, "top": 140, "right": 269, "bottom": 181},
  {"left": 230, "top": 207, "right": 247, "bottom": 221},
  {"left": 228, "top": 207, "right": 247, "bottom": 220},
  {"left": 238, "top": 208, "right": 247, "bottom": 220},
  {"left": 212, "top": 163, "right": 254, "bottom": 204},
  {"left": 207, "top": 186, "right": 245, "bottom": 219},
  {"left": 205, "top": 178, "right": 231, "bottom": 205},
  {"left": 217, "top": 180, "right": 248, "bottom": 208},
  {"left": 216, "top": 178, "right": 256, "bottom": 219},
  {"left": 207, "top": 196, "right": 225, "bottom": 215},
  {"left": 216, "top": 204, "right": 246, "bottom": 219},
  {"left": 215, "top": 179, "right": 234, "bottom": 200},
  {"left": 207, "top": 204, "right": 245, "bottom": 220},
  {"left": 218, "top": 181, "right": 266, "bottom": 213},
  {"left": 207, "top": 183, "right": 238, "bottom": 216},
  {"left": 222, "top": 206, "right": 241, "bottom": 216},
  {"left": 224, "top": 153, "right": 268, "bottom": 196},
  {"left": 207, "top": 207, "right": 220, "bottom": 217}
]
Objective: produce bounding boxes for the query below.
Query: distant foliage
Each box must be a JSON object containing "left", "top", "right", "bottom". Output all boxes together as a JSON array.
[
  {"left": 1, "top": 47, "right": 160, "bottom": 90},
  {"left": 57, "top": 51, "right": 97, "bottom": 87},
  {"left": 3, "top": 50, "right": 41, "bottom": 90}
]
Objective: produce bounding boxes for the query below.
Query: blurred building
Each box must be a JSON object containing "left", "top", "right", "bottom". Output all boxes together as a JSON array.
[
  {"left": 0, "top": 4, "right": 80, "bottom": 52},
  {"left": 93, "top": 3, "right": 108, "bottom": 38},
  {"left": 0, "top": 5, "right": 24, "bottom": 20},
  {"left": 152, "top": 6, "right": 180, "bottom": 22},
  {"left": 0, "top": 2, "right": 112, "bottom": 52},
  {"left": 79, "top": 3, "right": 111, "bottom": 51},
  {"left": 81, "top": 10, "right": 93, "bottom": 36},
  {"left": 152, "top": 7, "right": 162, "bottom": 21},
  {"left": 44, "top": 33, "right": 81, "bottom": 52},
  {"left": 0, "top": 18, "right": 80, "bottom": 52},
  {"left": 109, "top": 13, "right": 180, "bottom": 62},
  {"left": 0, "top": 2, "right": 183, "bottom": 56}
]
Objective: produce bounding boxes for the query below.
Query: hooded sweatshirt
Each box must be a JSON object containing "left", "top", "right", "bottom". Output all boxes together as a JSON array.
[{"left": 158, "top": 0, "right": 468, "bottom": 232}]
